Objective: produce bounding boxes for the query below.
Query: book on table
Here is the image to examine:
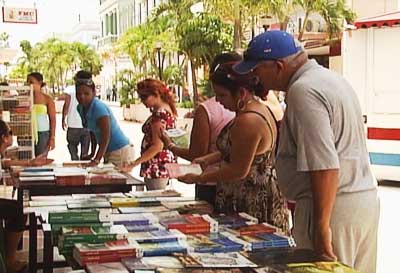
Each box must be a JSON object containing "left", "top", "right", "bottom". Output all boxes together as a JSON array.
[
  {"left": 58, "top": 225, "right": 129, "bottom": 256},
  {"left": 126, "top": 229, "right": 186, "bottom": 244},
  {"left": 128, "top": 189, "right": 181, "bottom": 199},
  {"left": 48, "top": 209, "right": 111, "bottom": 224},
  {"left": 237, "top": 232, "right": 296, "bottom": 251},
  {"left": 135, "top": 240, "right": 187, "bottom": 257},
  {"left": 118, "top": 206, "right": 169, "bottom": 214},
  {"left": 110, "top": 212, "right": 158, "bottom": 225},
  {"left": 186, "top": 232, "right": 244, "bottom": 253},
  {"left": 225, "top": 222, "right": 277, "bottom": 236},
  {"left": 158, "top": 213, "right": 217, "bottom": 234},
  {"left": 210, "top": 213, "right": 259, "bottom": 228},
  {"left": 257, "top": 261, "right": 358, "bottom": 273},
  {"left": 86, "top": 261, "right": 129, "bottom": 273},
  {"left": 66, "top": 199, "right": 111, "bottom": 209},
  {"left": 176, "top": 252, "right": 257, "bottom": 268},
  {"left": 73, "top": 239, "right": 137, "bottom": 266},
  {"left": 124, "top": 223, "right": 164, "bottom": 233},
  {"left": 122, "top": 256, "right": 184, "bottom": 273},
  {"left": 110, "top": 197, "right": 161, "bottom": 208},
  {"left": 88, "top": 172, "right": 127, "bottom": 185},
  {"left": 161, "top": 200, "right": 213, "bottom": 215}
]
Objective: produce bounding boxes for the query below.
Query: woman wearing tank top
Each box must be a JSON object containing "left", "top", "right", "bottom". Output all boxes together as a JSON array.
[
  {"left": 27, "top": 72, "right": 56, "bottom": 156},
  {"left": 177, "top": 61, "right": 290, "bottom": 232}
]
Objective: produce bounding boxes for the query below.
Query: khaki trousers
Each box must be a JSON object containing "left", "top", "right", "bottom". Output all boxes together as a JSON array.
[
  {"left": 293, "top": 189, "right": 379, "bottom": 273},
  {"left": 104, "top": 144, "right": 135, "bottom": 166}
]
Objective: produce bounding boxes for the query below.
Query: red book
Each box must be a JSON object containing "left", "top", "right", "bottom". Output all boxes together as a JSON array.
[
  {"left": 74, "top": 239, "right": 136, "bottom": 257},
  {"left": 235, "top": 223, "right": 276, "bottom": 236}
]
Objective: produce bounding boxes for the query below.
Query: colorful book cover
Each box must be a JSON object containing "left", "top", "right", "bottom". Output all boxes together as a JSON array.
[
  {"left": 122, "top": 256, "right": 183, "bottom": 272},
  {"left": 264, "top": 261, "right": 359, "bottom": 273},
  {"left": 48, "top": 210, "right": 101, "bottom": 224},
  {"left": 129, "top": 189, "right": 181, "bottom": 199},
  {"left": 74, "top": 239, "right": 136, "bottom": 257},
  {"left": 137, "top": 241, "right": 187, "bottom": 257},
  {"left": 127, "top": 230, "right": 185, "bottom": 243},
  {"left": 176, "top": 252, "right": 256, "bottom": 268},
  {"left": 227, "top": 223, "right": 277, "bottom": 236},
  {"left": 187, "top": 233, "right": 244, "bottom": 253},
  {"left": 119, "top": 206, "right": 168, "bottom": 214},
  {"left": 124, "top": 223, "right": 163, "bottom": 233},
  {"left": 211, "top": 213, "right": 258, "bottom": 228},
  {"left": 86, "top": 262, "right": 129, "bottom": 273},
  {"left": 67, "top": 200, "right": 111, "bottom": 209},
  {"left": 110, "top": 197, "right": 140, "bottom": 207}
]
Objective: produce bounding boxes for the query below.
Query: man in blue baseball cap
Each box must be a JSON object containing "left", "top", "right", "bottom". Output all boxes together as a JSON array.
[{"left": 234, "top": 30, "right": 379, "bottom": 273}]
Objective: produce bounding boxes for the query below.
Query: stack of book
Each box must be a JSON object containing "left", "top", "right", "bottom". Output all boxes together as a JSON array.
[
  {"left": 128, "top": 189, "right": 181, "bottom": 199},
  {"left": 127, "top": 230, "right": 187, "bottom": 257},
  {"left": 73, "top": 239, "right": 137, "bottom": 266},
  {"left": 158, "top": 213, "right": 217, "bottom": 234},
  {"left": 211, "top": 213, "right": 258, "bottom": 229},
  {"left": 88, "top": 172, "right": 127, "bottom": 185},
  {"left": 54, "top": 167, "right": 87, "bottom": 186},
  {"left": 110, "top": 197, "right": 161, "bottom": 208},
  {"left": 176, "top": 252, "right": 257, "bottom": 268},
  {"left": 66, "top": 198, "right": 111, "bottom": 209},
  {"left": 186, "top": 232, "right": 244, "bottom": 253},
  {"left": 121, "top": 256, "right": 184, "bottom": 273},
  {"left": 58, "top": 225, "right": 128, "bottom": 256},
  {"left": 18, "top": 167, "right": 55, "bottom": 184}
]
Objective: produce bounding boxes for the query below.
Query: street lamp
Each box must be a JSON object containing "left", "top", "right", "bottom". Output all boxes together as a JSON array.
[{"left": 155, "top": 41, "right": 162, "bottom": 81}]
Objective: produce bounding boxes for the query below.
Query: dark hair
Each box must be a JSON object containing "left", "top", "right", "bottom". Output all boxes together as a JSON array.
[
  {"left": 137, "top": 79, "right": 177, "bottom": 116},
  {"left": 0, "top": 82, "right": 8, "bottom": 86},
  {"left": 0, "top": 120, "right": 11, "bottom": 139},
  {"left": 209, "top": 52, "right": 242, "bottom": 77},
  {"left": 210, "top": 63, "right": 265, "bottom": 99},
  {"left": 27, "top": 72, "right": 45, "bottom": 87},
  {"left": 74, "top": 70, "right": 95, "bottom": 90}
]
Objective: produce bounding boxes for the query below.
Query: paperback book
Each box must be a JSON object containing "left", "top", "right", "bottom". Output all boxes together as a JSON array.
[
  {"left": 128, "top": 189, "right": 181, "bottom": 199},
  {"left": 136, "top": 240, "right": 187, "bottom": 257},
  {"left": 159, "top": 214, "right": 216, "bottom": 234},
  {"left": 48, "top": 209, "right": 111, "bottom": 224},
  {"left": 127, "top": 230, "right": 185, "bottom": 244},
  {"left": 119, "top": 206, "right": 169, "bottom": 214},
  {"left": 122, "top": 256, "right": 184, "bottom": 273},
  {"left": 186, "top": 232, "right": 244, "bottom": 253},
  {"left": 211, "top": 213, "right": 258, "bottom": 228},
  {"left": 176, "top": 252, "right": 257, "bottom": 268},
  {"left": 164, "top": 163, "right": 202, "bottom": 179},
  {"left": 225, "top": 223, "right": 277, "bottom": 236},
  {"left": 258, "top": 261, "right": 359, "bottom": 273},
  {"left": 86, "top": 261, "right": 129, "bottom": 273}
]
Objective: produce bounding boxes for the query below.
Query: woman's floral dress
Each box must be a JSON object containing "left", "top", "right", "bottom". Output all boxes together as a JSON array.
[
  {"left": 214, "top": 111, "right": 290, "bottom": 233},
  {"left": 140, "top": 109, "right": 177, "bottom": 178}
]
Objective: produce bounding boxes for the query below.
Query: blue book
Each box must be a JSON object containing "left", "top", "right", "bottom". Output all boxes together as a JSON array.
[{"left": 187, "top": 233, "right": 244, "bottom": 253}]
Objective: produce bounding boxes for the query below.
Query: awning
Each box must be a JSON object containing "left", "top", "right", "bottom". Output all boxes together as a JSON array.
[{"left": 355, "top": 11, "right": 400, "bottom": 29}]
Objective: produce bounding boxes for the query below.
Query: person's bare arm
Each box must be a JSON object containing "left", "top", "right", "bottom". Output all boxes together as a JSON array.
[
  {"left": 61, "top": 94, "right": 71, "bottom": 130},
  {"left": 47, "top": 96, "right": 57, "bottom": 150},
  {"left": 310, "top": 169, "right": 339, "bottom": 260},
  {"left": 196, "top": 115, "right": 263, "bottom": 183},
  {"left": 171, "top": 105, "right": 210, "bottom": 161},
  {"left": 134, "top": 120, "right": 164, "bottom": 165},
  {"left": 93, "top": 116, "right": 110, "bottom": 163}
]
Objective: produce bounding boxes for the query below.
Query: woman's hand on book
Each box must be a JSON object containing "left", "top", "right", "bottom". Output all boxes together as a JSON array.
[
  {"left": 177, "top": 173, "right": 200, "bottom": 184},
  {"left": 118, "top": 161, "right": 137, "bottom": 173}
]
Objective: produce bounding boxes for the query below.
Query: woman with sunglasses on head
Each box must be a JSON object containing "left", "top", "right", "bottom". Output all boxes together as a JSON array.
[
  {"left": 120, "top": 79, "right": 177, "bottom": 190},
  {"left": 74, "top": 70, "right": 134, "bottom": 166},
  {"left": 27, "top": 72, "right": 56, "bottom": 156},
  {"left": 161, "top": 52, "right": 239, "bottom": 204},
  {"left": 178, "top": 62, "right": 290, "bottom": 231},
  {"left": 0, "top": 119, "right": 51, "bottom": 273}
]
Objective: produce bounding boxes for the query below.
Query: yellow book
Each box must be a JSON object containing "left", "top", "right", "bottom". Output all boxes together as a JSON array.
[{"left": 109, "top": 197, "right": 139, "bottom": 207}]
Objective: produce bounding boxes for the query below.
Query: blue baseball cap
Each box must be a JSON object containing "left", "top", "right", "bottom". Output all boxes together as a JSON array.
[{"left": 233, "top": 30, "right": 302, "bottom": 75}]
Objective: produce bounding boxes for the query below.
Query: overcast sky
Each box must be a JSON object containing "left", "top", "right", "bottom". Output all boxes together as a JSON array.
[{"left": 1, "top": 0, "right": 99, "bottom": 47}]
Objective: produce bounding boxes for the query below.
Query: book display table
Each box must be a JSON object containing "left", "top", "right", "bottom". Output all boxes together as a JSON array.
[
  {"left": 10, "top": 164, "right": 146, "bottom": 273},
  {"left": 23, "top": 192, "right": 357, "bottom": 273}
]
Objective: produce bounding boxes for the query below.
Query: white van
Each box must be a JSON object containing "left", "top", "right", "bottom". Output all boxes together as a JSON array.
[{"left": 342, "top": 11, "right": 400, "bottom": 181}]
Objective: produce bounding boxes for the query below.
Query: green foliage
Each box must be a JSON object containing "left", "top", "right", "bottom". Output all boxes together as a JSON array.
[
  {"left": 176, "top": 13, "right": 233, "bottom": 67},
  {"left": 198, "top": 79, "right": 214, "bottom": 99},
  {"left": 10, "top": 39, "right": 102, "bottom": 90},
  {"left": 177, "top": 100, "right": 194, "bottom": 109},
  {"left": 162, "top": 64, "right": 184, "bottom": 87}
]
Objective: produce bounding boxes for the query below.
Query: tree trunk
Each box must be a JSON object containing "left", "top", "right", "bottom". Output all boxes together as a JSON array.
[
  {"left": 233, "top": 0, "right": 241, "bottom": 52},
  {"left": 190, "top": 59, "right": 199, "bottom": 107},
  {"left": 280, "top": 16, "right": 290, "bottom": 31},
  {"left": 298, "top": 11, "right": 310, "bottom": 41}
]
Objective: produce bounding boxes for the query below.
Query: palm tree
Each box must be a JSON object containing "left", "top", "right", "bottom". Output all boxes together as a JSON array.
[{"left": 177, "top": 13, "right": 233, "bottom": 106}]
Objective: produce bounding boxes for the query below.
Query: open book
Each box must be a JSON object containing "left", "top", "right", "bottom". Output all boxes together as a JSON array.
[{"left": 164, "top": 163, "right": 202, "bottom": 178}]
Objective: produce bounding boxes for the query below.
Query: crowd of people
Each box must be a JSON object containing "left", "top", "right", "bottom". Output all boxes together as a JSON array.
[{"left": 0, "top": 30, "right": 379, "bottom": 273}]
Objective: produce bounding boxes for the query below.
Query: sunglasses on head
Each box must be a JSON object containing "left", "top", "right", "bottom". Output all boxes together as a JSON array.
[
  {"left": 211, "top": 63, "right": 237, "bottom": 80},
  {"left": 74, "top": 78, "right": 94, "bottom": 86}
]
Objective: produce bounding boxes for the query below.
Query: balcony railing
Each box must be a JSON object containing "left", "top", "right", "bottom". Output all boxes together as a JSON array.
[{"left": 97, "top": 35, "right": 118, "bottom": 48}]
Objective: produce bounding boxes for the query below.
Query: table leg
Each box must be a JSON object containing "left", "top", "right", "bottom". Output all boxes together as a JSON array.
[
  {"left": 29, "top": 213, "right": 37, "bottom": 273},
  {"left": 43, "top": 224, "right": 53, "bottom": 273}
]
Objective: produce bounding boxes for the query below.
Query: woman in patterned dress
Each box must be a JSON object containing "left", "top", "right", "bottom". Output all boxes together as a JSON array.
[
  {"left": 178, "top": 63, "right": 290, "bottom": 233},
  {"left": 121, "top": 79, "right": 177, "bottom": 190}
]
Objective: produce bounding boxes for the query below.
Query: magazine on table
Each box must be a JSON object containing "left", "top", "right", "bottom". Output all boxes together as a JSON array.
[{"left": 176, "top": 252, "right": 257, "bottom": 268}]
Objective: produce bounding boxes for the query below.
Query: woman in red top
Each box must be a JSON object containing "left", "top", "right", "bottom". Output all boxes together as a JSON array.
[{"left": 121, "top": 79, "right": 177, "bottom": 190}]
